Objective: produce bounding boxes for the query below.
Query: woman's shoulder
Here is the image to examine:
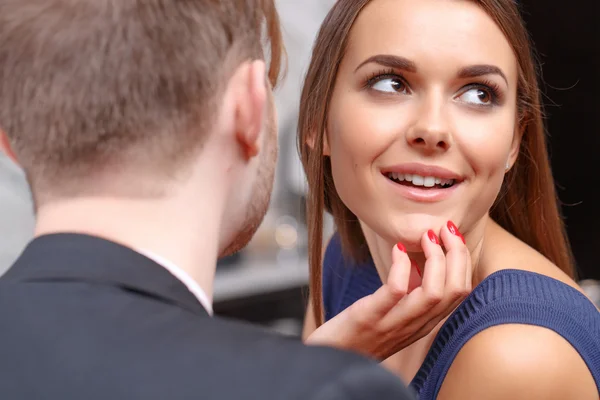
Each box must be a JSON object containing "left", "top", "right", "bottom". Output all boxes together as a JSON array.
[
  {"left": 322, "top": 232, "right": 347, "bottom": 287},
  {"left": 415, "top": 269, "right": 600, "bottom": 399},
  {"left": 462, "top": 269, "right": 600, "bottom": 336},
  {"left": 481, "top": 221, "right": 586, "bottom": 296},
  {"left": 475, "top": 268, "right": 596, "bottom": 306},
  {"left": 322, "top": 233, "right": 381, "bottom": 321},
  {"left": 323, "top": 232, "right": 377, "bottom": 279},
  {"left": 438, "top": 322, "right": 599, "bottom": 399},
  {"left": 323, "top": 232, "right": 343, "bottom": 267}
]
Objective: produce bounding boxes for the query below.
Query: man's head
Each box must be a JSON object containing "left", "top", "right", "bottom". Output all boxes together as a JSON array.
[{"left": 0, "top": 0, "right": 284, "bottom": 255}]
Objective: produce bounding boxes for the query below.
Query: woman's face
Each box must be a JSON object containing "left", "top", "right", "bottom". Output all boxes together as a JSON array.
[{"left": 325, "top": 0, "right": 521, "bottom": 249}]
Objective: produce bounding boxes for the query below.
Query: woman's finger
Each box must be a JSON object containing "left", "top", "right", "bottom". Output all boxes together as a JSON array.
[
  {"left": 350, "top": 242, "right": 412, "bottom": 322},
  {"left": 380, "top": 231, "right": 445, "bottom": 328},
  {"left": 378, "top": 242, "right": 413, "bottom": 311},
  {"left": 439, "top": 220, "right": 470, "bottom": 303},
  {"left": 419, "top": 229, "right": 446, "bottom": 307}
]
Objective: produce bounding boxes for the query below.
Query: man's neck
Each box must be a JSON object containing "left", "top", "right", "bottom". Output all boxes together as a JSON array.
[{"left": 34, "top": 193, "right": 224, "bottom": 303}]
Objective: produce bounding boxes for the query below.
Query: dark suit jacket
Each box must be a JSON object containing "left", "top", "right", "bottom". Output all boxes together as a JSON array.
[{"left": 0, "top": 234, "right": 414, "bottom": 400}]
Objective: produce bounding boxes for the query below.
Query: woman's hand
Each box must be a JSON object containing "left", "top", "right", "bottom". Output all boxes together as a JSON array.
[{"left": 304, "top": 221, "right": 471, "bottom": 360}]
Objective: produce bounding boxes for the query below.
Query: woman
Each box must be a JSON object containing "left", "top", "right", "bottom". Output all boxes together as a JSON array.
[{"left": 299, "top": 0, "right": 600, "bottom": 399}]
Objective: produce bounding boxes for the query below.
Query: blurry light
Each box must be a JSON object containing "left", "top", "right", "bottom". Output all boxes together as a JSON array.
[{"left": 275, "top": 223, "right": 298, "bottom": 250}]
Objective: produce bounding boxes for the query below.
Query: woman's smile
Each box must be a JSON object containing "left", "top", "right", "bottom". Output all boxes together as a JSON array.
[{"left": 380, "top": 162, "right": 464, "bottom": 202}]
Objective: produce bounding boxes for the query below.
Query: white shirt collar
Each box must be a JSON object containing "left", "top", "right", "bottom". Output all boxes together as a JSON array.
[{"left": 137, "top": 249, "right": 213, "bottom": 316}]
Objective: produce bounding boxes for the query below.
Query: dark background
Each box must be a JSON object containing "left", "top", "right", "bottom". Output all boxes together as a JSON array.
[{"left": 521, "top": 0, "right": 600, "bottom": 280}]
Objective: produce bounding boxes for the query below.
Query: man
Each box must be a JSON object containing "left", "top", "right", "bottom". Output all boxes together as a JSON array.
[{"left": 0, "top": 1, "right": 415, "bottom": 399}]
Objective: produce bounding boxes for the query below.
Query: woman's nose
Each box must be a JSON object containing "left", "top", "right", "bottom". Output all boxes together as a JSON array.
[{"left": 405, "top": 98, "right": 452, "bottom": 154}]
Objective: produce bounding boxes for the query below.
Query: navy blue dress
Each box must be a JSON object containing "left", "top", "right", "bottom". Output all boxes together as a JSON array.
[{"left": 323, "top": 234, "right": 600, "bottom": 399}]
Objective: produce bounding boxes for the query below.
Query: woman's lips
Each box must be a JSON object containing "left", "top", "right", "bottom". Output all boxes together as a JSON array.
[{"left": 382, "top": 172, "right": 461, "bottom": 202}]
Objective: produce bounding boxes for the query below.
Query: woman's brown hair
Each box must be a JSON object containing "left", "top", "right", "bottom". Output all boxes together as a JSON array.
[{"left": 297, "top": 0, "right": 575, "bottom": 325}]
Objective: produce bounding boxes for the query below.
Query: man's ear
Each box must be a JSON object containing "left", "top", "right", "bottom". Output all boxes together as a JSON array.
[
  {"left": 0, "top": 130, "right": 19, "bottom": 165},
  {"left": 234, "top": 60, "right": 267, "bottom": 160}
]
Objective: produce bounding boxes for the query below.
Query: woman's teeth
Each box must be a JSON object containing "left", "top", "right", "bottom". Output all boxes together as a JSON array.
[{"left": 385, "top": 172, "right": 455, "bottom": 188}]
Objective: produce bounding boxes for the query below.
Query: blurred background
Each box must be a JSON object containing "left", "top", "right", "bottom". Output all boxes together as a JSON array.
[{"left": 1, "top": 0, "right": 598, "bottom": 337}]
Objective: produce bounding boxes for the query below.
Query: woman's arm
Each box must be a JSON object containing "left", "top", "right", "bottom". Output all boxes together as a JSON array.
[
  {"left": 302, "top": 298, "right": 317, "bottom": 341},
  {"left": 438, "top": 324, "right": 597, "bottom": 400}
]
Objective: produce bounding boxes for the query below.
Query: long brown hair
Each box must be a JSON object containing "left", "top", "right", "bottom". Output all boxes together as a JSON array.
[{"left": 298, "top": 0, "right": 575, "bottom": 325}]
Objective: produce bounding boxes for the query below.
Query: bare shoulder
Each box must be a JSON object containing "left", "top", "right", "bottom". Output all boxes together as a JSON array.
[
  {"left": 483, "top": 221, "right": 584, "bottom": 294},
  {"left": 437, "top": 324, "right": 598, "bottom": 400}
]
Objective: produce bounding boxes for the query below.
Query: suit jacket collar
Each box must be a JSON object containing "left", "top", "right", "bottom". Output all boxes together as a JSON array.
[{"left": 5, "top": 233, "right": 209, "bottom": 317}]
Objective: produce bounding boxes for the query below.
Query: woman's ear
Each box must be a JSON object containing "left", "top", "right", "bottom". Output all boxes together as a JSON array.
[
  {"left": 322, "top": 130, "right": 330, "bottom": 156},
  {"left": 0, "top": 131, "right": 19, "bottom": 165},
  {"left": 505, "top": 121, "right": 525, "bottom": 172},
  {"left": 305, "top": 129, "right": 330, "bottom": 156}
]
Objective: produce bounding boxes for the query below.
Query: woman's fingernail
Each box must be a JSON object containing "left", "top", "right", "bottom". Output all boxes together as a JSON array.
[
  {"left": 427, "top": 230, "right": 439, "bottom": 245},
  {"left": 411, "top": 259, "right": 422, "bottom": 277},
  {"left": 447, "top": 220, "right": 466, "bottom": 244},
  {"left": 396, "top": 242, "right": 406, "bottom": 253}
]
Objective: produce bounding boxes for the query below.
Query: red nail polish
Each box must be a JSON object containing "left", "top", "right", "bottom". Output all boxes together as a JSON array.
[
  {"left": 396, "top": 242, "right": 406, "bottom": 253},
  {"left": 427, "top": 230, "right": 439, "bottom": 245},
  {"left": 447, "top": 221, "right": 466, "bottom": 244},
  {"left": 411, "top": 259, "right": 422, "bottom": 277}
]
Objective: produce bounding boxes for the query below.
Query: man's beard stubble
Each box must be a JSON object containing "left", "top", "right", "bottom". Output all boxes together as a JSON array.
[{"left": 219, "top": 109, "right": 278, "bottom": 258}]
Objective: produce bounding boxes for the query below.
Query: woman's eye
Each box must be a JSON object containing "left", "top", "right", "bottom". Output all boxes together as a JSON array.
[
  {"left": 371, "top": 77, "right": 408, "bottom": 94},
  {"left": 457, "top": 87, "right": 492, "bottom": 105}
]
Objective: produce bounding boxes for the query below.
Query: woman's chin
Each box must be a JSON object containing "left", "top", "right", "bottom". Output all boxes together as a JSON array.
[
  {"left": 388, "top": 217, "right": 447, "bottom": 251},
  {"left": 386, "top": 231, "right": 425, "bottom": 252},
  {"left": 399, "top": 238, "right": 426, "bottom": 253}
]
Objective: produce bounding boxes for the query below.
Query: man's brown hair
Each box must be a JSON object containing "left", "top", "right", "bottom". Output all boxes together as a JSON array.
[{"left": 0, "top": 0, "right": 284, "bottom": 202}]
